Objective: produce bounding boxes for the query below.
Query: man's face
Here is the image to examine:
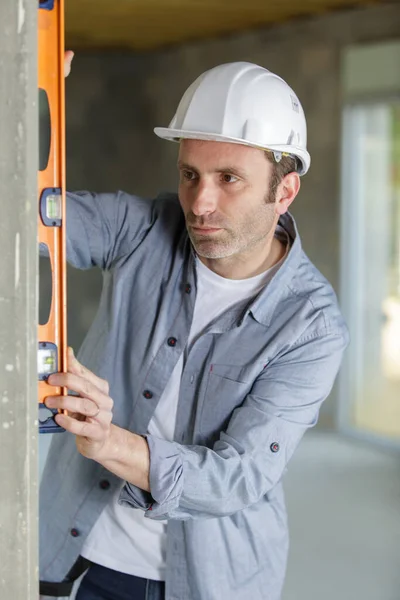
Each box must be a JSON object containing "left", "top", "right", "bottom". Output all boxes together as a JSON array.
[{"left": 178, "top": 140, "right": 279, "bottom": 261}]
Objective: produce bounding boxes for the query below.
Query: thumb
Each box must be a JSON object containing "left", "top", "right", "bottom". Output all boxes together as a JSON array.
[
  {"left": 67, "top": 346, "right": 77, "bottom": 369},
  {"left": 67, "top": 347, "right": 109, "bottom": 394},
  {"left": 67, "top": 346, "right": 86, "bottom": 378}
]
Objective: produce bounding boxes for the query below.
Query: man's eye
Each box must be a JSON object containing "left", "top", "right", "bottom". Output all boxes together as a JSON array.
[
  {"left": 222, "top": 174, "right": 238, "bottom": 184},
  {"left": 182, "top": 170, "right": 197, "bottom": 181}
]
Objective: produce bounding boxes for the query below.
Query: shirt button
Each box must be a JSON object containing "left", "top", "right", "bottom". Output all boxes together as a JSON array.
[
  {"left": 270, "top": 442, "right": 280, "bottom": 453},
  {"left": 185, "top": 283, "right": 191, "bottom": 294},
  {"left": 99, "top": 479, "right": 110, "bottom": 490},
  {"left": 167, "top": 337, "right": 177, "bottom": 347},
  {"left": 70, "top": 528, "right": 80, "bottom": 538},
  {"left": 143, "top": 390, "right": 153, "bottom": 399}
]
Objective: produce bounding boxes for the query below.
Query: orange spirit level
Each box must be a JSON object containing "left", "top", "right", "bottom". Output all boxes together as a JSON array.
[{"left": 38, "top": 0, "right": 67, "bottom": 432}]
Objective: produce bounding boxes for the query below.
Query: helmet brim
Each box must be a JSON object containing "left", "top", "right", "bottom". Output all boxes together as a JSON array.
[{"left": 154, "top": 127, "right": 310, "bottom": 175}]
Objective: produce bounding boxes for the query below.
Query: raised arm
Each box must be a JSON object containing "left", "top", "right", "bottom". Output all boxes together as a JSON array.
[{"left": 64, "top": 190, "right": 159, "bottom": 269}]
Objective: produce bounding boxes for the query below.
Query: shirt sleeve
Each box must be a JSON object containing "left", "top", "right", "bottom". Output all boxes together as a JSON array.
[
  {"left": 119, "top": 328, "right": 349, "bottom": 520},
  {"left": 63, "top": 190, "right": 160, "bottom": 270}
]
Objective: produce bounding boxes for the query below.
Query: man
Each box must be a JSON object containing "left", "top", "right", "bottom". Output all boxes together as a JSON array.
[{"left": 40, "top": 59, "right": 348, "bottom": 600}]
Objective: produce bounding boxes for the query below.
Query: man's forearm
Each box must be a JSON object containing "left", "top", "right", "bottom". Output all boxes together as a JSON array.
[{"left": 97, "top": 424, "right": 151, "bottom": 492}]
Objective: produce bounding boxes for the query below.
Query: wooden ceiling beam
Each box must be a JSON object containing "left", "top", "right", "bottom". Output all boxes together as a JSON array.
[{"left": 65, "top": 0, "right": 385, "bottom": 50}]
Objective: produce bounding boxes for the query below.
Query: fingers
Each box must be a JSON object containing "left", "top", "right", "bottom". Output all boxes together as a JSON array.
[
  {"left": 64, "top": 50, "right": 74, "bottom": 77},
  {"left": 67, "top": 347, "right": 110, "bottom": 395},
  {"left": 48, "top": 370, "right": 112, "bottom": 410},
  {"left": 48, "top": 349, "right": 111, "bottom": 401},
  {"left": 45, "top": 394, "right": 107, "bottom": 419},
  {"left": 45, "top": 349, "right": 113, "bottom": 447},
  {"left": 54, "top": 413, "right": 105, "bottom": 441}
]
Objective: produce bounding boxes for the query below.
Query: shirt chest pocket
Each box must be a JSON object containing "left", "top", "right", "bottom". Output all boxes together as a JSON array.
[{"left": 198, "top": 363, "right": 263, "bottom": 443}]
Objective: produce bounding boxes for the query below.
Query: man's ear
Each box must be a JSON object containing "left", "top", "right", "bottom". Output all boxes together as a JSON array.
[{"left": 275, "top": 172, "right": 301, "bottom": 216}]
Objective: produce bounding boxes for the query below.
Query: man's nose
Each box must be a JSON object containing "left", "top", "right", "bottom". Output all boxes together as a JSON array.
[{"left": 191, "top": 181, "right": 218, "bottom": 216}]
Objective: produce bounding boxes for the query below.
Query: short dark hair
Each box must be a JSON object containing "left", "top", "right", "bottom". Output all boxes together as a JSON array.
[{"left": 265, "top": 151, "right": 298, "bottom": 195}]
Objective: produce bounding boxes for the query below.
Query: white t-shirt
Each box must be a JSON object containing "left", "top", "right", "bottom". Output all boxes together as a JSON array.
[{"left": 81, "top": 254, "right": 284, "bottom": 580}]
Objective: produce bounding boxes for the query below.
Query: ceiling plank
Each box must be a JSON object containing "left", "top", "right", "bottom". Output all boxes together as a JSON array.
[{"left": 66, "top": 0, "right": 386, "bottom": 50}]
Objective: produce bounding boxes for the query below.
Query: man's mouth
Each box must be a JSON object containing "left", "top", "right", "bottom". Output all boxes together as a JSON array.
[{"left": 191, "top": 226, "right": 222, "bottom": 234}]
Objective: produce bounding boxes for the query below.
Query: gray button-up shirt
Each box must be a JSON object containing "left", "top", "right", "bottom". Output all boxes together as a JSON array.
[{"left": 40, "top": 190, "right": 348, "bottom": 600}]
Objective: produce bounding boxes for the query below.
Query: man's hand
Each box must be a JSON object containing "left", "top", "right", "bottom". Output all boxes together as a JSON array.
[
  {"left": 45, "top": 347, "right": 113, "bottom": 461},
  {"left": 45, "top": 348, "right": 151, "bottom": 491},
  {"left": 64, "top": 50, "right": 74, "bottom": 77}
]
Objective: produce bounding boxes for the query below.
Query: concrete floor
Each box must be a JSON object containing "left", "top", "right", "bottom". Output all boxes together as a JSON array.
[{"left": 282, "top": 430, "right": 400, "bottom": 600}]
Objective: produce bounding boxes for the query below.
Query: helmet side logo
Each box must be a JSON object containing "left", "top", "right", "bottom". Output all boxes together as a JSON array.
[{"left": 290, "top": 95, "right": 300, "bottom": 113}]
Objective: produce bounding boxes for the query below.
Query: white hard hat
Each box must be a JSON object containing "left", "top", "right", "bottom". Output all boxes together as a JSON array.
[{"left": 154, "top": 62, "right": 310, "bottom": 175}]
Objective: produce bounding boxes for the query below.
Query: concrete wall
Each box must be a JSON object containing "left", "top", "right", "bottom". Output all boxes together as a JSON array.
[{"left": 59, "top": 2, "right": 400, "bottom": 422}]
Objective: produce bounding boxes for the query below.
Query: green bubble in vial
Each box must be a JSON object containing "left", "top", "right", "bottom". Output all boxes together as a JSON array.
[{"left": 47, "top": 195, "right": 61, "bottom": 220}]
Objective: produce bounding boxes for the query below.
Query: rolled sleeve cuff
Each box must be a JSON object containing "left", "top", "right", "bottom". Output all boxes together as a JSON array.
[{"left": 118, "top": 435, "right": 183, "bottom": 520}]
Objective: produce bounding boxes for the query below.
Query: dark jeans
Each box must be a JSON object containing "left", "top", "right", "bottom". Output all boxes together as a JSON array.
[{"left": 75, "top": 563, "right": 165, "bottom": 600}]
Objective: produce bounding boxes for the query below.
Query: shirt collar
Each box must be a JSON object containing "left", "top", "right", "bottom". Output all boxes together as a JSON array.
[{"left": 246, "top": 212, "right": 302, "bottom": 328}]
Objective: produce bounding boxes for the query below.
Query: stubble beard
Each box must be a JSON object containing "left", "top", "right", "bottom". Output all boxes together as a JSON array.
[{"left": 187, "top": 188, "right": 277, "bottom": 260}]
